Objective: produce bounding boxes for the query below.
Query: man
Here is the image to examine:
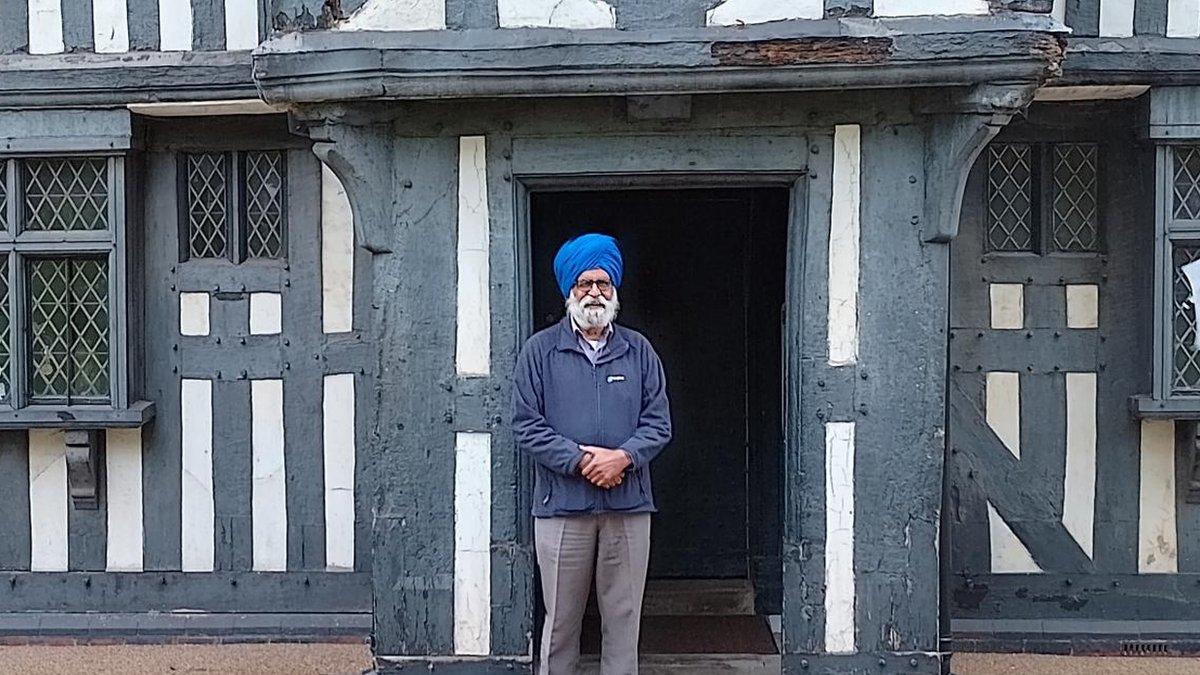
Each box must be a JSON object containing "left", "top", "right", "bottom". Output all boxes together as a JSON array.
[{"left": 512, "top": 233, "right": 672, "bottom": 675}]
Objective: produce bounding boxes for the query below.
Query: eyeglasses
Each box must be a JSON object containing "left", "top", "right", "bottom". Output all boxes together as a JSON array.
[{"left": 574, "top": 279, "right": 613, "bottom": 292}]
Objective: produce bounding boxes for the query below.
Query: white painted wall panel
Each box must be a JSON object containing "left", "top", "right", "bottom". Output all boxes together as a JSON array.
[
  {"left": 105, "top": 428, "right": 144, "bottom": 572},
  {"left": 873, "top": 0, "right": 989, "bottom": 16},
  {"left": 824, "top": 421, "right": 855, "bottom": 654},
  {"left": 1066, "top": 284, "right": 1099, "bottom": 329},
  {"left": 179, "top": 292, "right": 210, "bottom": 336},
  {"left": 987, "top": 501, "right": 1041, "bottom": 573},
  {"left": 158, "top": 0, "right": 193, "bottom": 51},
  {"left": 28, "top": 430, "right": 67, "bottom": 572},
  {"left": 985, "top": 372, "right": 1021, "bottom": 459},
  {"left": 224, "top": 0, "right": 259, "bottom": 49},
  {"left": 1063, "top": 373, "right": 1097, "bottom": 559},
  {"left": 457, "top": 136, "right": 491, "bottom": 378},
  {"left": 706, "top": 0, "right": 823, "bottom": 25},
  {"left": 828, "top": 124, "right": 861, "bottom": 368},
  {"left": 324, "top": 373, "right": 357, "bottom": 571},
  {"left": 989, "top": 283, "right": 1024, "bottom": 330},
  {"left": 338, "top": 0, "right": 447, "bottom": 30},
  {"left": 1139, "top": 420, "right": 1178, "bottom": 573},
  {"left": 181, "top": 379, "right": 214, "bottom": 572},
  {"left": 454, "top": 432, "right": 491, "bottom": 656},
  {"left": 1052, "top": 0, "right": 1067, "bottom": 23},
  {"left": 28, "top": 0, "right": 65, "bottom": 55},
  {"left": 252, "top": 379, "right": 287, "bottom": 572},
  {"left": 322, "top": 165, "right": 355, "bottom": 334},
  {"left": 1099, "top": 0, "right": 1135, "bottom": 37},
  {"left": 1168, "top": 0, "right": 1200, "bottom": 37},
  {"left": 93, "top": 0, "right": 130, "bottom": 53},
  {"left": 498, "top": 0, "right": 615, "bottom": 28},
  {"left": 249, "top": 292, "right": 282, "bottom": 335}
]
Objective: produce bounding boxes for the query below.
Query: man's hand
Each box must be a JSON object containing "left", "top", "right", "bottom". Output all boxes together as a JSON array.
[{"left": 580, "top": 446, "right": 631, "bottom": 489}]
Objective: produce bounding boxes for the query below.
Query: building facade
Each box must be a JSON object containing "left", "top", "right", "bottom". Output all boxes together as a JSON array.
[{"left": 0, "top": 0, "right": 1197, "bottom": 673}]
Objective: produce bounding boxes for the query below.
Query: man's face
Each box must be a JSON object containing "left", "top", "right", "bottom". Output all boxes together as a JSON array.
[{"left": 567, "top": 269, "right": 619, "bottom": 329}]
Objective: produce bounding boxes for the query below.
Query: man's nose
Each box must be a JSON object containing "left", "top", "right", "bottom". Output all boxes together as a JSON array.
[{"left": 587, "top": 284, "right": 602, "bottom": 297}]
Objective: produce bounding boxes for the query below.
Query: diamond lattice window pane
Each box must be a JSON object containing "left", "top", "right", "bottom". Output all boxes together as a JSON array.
[
  {"left": 0, "top": 256, "right": 10, "bottom": 403},
  {"left": 1052, "top": 144, "right": 1099, "bottom": 253},
  {"left": 28, "top": 257, "right": 109, "bottom": 403},
  {"left": 1176, "top": 147, "right": 1200, "bottom": 220},
  {"left": 0, "top": 162, "right": 8, "bottom": 231},
  {"left": 244, "top": 151, "right": 285, "bottom": 259},
  {"left": 987, "top": 144, "right": 1035, "bottom": 252},
  {"left": 1174, "top": 243, "right": 1200, "bottom": 394},
  {"left": 23, "top": 158, "right": 109, "bottom": 231},
  {"left": 187, "top": 153, "right": 229, "bottom": 259}
]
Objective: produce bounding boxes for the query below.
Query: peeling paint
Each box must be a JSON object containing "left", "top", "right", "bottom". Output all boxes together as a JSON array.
[{"left": 712, "top": 38, "right": 893, "bottom": 66}]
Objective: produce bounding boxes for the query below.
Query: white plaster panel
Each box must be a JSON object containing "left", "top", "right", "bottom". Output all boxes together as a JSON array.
[
  {"left": 224, "top": 0, "right": 259, "bottom": 49},
  {"left": 1169, "top": 0, "right": 1200, "bottom": 37},
  {"left": 158, "top": 0, "right": 193, "bottom": 51},
  {"left": 105, "top": 428, "right": 144, "bottom": 572},
  {"left": 181, "top": 379, "right": 214, "bottom": 572},
  {"left": 828, "top": 125, "right": 861, "bottom": 368},
  {"left": 323, "top": 373, "right": 357, "bottom": 571},
  {"left": 127, "top": 100, "right": 281, "bottom": 116},
  {"left": 1139, "top": 420, "right": 1178, "bottom": 573},
  {"left": 1099, "top": 0, "right": 1135, "bottom": 37},
  {"left": 1066, "top": 284, "right": 1099, "bottom": 329},
  {"left": 1063, "top": 373, "right": 1097, "bottom": 559},
  {"left": 706, "top": 0, "right": 823, "bottom": 26},
  {"left": 249, "top": 292, "right": 282, "bottom": 335},
  {"left": 987, "top": 501, "right": 1041, "bottom": 573},
  {"left": 1052, "top": 0, "right": 1066, "bottom": 23},
  {"left": 989, "top": 283, "right": 1024, "bottom": 330},
  {"left": 28, "top": 429, "right": 67, "bottom": 572},
  {"left": 454, "top": 432, "right": 491, "bottom": 656},
  {"left": 252, "top": 378, "right": 287, "bottom": 572},
  {"left": 873, "top": 0, "right": 988, "bottom": 16},
  {"left": 498, "top": 0, "right": 615, "bottom": 28},
  {"left": 93, "top": 0, "right": 130, "bottom": 53},
  {"left": 338, "top": 0, "right": 447, "bottom": 30},
  {"left": 986, "top": 372, "right": 1021, "bottom": 459},
  {"left": 457, "top": 136, "right": 491, "bottom": 378},
  {"left": 179, "top": 292, "right": 210, "bottom": 336},
  {"left": 322, "top": 164, "right": 355, "bottom": 334},
  {"left": 28, "top": 0, "right": 65, "bottom": 55},
  {"left": 824, "top": 421, "right": 855, "bottom": 654}
]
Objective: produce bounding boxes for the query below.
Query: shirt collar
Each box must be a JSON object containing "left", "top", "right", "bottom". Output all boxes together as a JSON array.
[{"left": 570, "top": 315, "right": 614, "bottom": 342}]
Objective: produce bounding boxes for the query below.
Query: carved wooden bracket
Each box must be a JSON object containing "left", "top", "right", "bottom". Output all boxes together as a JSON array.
[{"left": 64, "top": 429, "right": 103, "bottom": 510}]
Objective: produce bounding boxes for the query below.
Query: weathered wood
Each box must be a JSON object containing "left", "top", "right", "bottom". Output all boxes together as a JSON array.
[
  {"left": 61, "top": 0, "right": 95, "bottom": 52},
  {"left": 825, "top": 0, "right": 872, "bottom": 18},
  {"left": 1065, "top": 0, "right": 1100, "bottom": 37},
  {"left": 0, "top": 2, "right": 29, "bottom": 54},
  {"left": 191, "top": 0, "right": 226, "bottom": 51},
  {"left": 0, "top": 431, "right": 31, "bottom": 570},
  {"left": 952, "top": 573, "right": 1200, "bottom": 620},
  {"left": 212, "top": 379, "right": 253, "bottom": 571},
  {"left": 126, "top": 0, "right": 160, "bottom": 50},
  {"left": 1135, "top": 0, "right": 1169, "bottom": 37}
]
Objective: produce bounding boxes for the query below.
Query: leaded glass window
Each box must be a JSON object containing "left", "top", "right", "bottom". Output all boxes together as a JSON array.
[
  {"left": 24, "top": 158, "right": 109, "bottom": 231},
  {"left": 0, "top": 163, "right": 7, "bottom": 231},
  {"left": 987, "top": 144, "right": 1034, "bottom": 252},
  {"left": 1052, "top": 144, "right": 1099, "bottom": 253},
  {"left": 1174, "top": 147, "right": 1200, "bottom": 221},
  {"left": 0, "top": 256, "right": 10, "bottom": 403},
  {"left": 183, "top": 149, "right": 288, "bottom": 262},
  {"left": 1173, "top": 243, "right": 1200, "bottom": 394},
  {"left": 28, "top": 258, "right": 109, "bottom": 403}
]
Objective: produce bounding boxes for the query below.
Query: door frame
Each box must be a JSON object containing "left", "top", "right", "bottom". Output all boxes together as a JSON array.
[{"left": 508, "top": 131, "right": 814, "bottom": 645}]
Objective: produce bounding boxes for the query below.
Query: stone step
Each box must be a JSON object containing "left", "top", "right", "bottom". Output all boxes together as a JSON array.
[
  {"left": 586, "top": 578, "right": 757, "bottom": 617},
  {"left": 579, "top": 654, "right": 781, "bottom": 674}
]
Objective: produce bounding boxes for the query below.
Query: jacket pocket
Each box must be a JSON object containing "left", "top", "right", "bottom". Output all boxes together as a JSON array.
[{"left": 604, "top": 468, "right": 648, "bottom": 511}]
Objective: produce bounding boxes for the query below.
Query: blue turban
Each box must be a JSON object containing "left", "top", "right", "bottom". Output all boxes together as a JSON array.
[{"left": 553, "top": 233, "right": 623, "bottom": 298}]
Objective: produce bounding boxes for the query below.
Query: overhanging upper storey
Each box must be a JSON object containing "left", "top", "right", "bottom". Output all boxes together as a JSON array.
[{"left": 253, "top": 13, "right": 1067, "bottom": 104}]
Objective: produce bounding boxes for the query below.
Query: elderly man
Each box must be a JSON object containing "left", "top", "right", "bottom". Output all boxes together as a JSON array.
[{"left": 512, "top": 233, "right": 672, "bottom": 675}]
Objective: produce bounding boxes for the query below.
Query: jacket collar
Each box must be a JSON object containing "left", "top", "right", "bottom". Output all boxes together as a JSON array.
[{"left": 555, "top": 316, "right": 630, "bottom": 363}]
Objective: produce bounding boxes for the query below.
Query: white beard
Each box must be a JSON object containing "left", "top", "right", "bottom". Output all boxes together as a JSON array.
[{"left": 566, "top": 288, "right": 620, "bottom": 330}]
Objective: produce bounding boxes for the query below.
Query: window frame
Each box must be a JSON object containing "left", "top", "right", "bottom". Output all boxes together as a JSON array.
[
  {"left": 178, "top": 149, "right": 289, "bottom": 265},
  {"left": 1153, "top": 145, "right": 1200, "bottom": 401},
  {"left": 0, "top": 154, "right": 129, "bottom": 411}
]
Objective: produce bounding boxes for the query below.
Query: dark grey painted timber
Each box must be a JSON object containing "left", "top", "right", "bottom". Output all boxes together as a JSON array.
[
  {"left": 445, "top": 0, "right": 499, "bottom": 29},
  {"left": 1176, "top": 424, "right": 1200, "bottom": 572},
  {"left": 0, "top": 572, "right": 369, "bottom": 613},
  {"left": 0, "top": 431, "right": 31, "bottom": 570},
  {"left": 127, "top": 0, "right": 161, "bottom": 50},
  {"left": 947, "top": 374, "right": 991, "bottom": 576},
  {"left": 283, "top": 149, "right": 326, "bottom": 571},
  {"left": 0, "top": 612, "right": 370, "bottom": 638},
  {"left": 0, "top": 52, "right": 256, "bottom": 108},
  {"left": 853, "top": 123, "right": 945, "bottom": 654},
  {"left": 1023, "top": 284, "right": 1065, "bottom": 328},
  {"left": 825, "top": 0, "right": 872, "bottom": 17},
  {"left": 0, "top": 403, "right": 153, "bottom": 430},
  {"left": 1135, "top": 0, "right": 1169, "bottom": 36},
  {"left": 949, "top": 330, "right": 1099, "bottom": 373},
  {"left": 376, "top": 657, "right": 532, "bottom": 674},
  {"left": 1019, "top": 374, "right": 1066, "bottom": 515},
  {"left": 781, "top": 652, "right": 943, "bottom": 674},
  {"left": 253, "top": 17, "right": 1064, "bottom": 103},
  {"left": 951, "top": 574, "right": 1200, "bottom": 620},
  {"left": 68, "top": 448, "right": 108, "bottom": 571},
  {"left": 213, "top": 380, "right": 253, "bottom": 571},
  {"left": 62, "top": 0, "right": 95, "bottom": 52},
  {"left": 610, "top": 0, "right": 711, "bottom": 29},
  {"left": 1064, "top": 0, "right": 1099, "bottom": 37},
  {"left": 141, "top": 150, "right": 183, "bottom": 571},
  {"left": 0, "top": 1, "right": 28, "bottom": 54},
  {"left": 1062, "top": 37, "right": 1200, "bottom": 86},
  {"left": 192, "top": 0, "right": 227, "bottom": 51}
]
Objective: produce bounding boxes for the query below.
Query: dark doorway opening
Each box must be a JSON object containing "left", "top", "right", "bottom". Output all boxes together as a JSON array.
[{"left": 529, "top": 187, "right": 788, "bottom": 657}]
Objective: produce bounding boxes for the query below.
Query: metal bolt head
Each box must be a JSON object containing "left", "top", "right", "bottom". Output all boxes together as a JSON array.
[{"left": 910, "top": 658, "right": 919, "bottom": 668}]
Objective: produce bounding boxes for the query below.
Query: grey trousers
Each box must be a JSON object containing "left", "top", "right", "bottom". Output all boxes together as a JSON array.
[{"left": 535, "top": 513, "right": 651, "bottom": 675}]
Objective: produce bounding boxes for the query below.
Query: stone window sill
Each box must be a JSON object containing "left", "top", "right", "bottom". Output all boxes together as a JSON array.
[
  {"left": 0, "top": 400, "right": 155, "bottom": 430},
  {"left": 1131, "top": 395, "right": 1200, "bottom": 420}
]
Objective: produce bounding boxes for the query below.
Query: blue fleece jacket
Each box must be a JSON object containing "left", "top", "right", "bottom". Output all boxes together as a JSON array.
[{"left": 512, "top": 317, "right": 672, "bottom": 517}]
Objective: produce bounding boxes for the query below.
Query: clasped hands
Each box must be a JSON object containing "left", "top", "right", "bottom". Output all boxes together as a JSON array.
[{"left": 578, "top": 445, "right": 632, "bottom": 490}]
